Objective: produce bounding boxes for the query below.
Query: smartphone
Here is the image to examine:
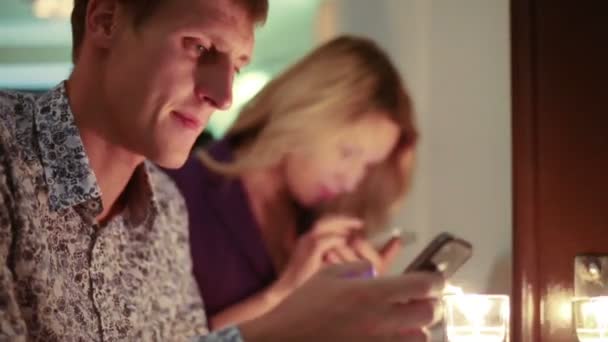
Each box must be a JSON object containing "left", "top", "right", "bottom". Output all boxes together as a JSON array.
[{"left": 403, "top": 232, "right": 472, "bottom": 279}]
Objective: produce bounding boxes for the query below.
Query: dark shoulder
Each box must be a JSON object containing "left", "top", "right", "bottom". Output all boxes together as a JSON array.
[
  {"left": 164, "top": 156, "right": 206, "bottom": 184},
  {"left": 164, "top": 141, "right": 234, "bottom": 191}
]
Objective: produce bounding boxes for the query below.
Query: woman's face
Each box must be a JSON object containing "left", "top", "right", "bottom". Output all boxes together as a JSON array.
[{"left": 283, "top": 113, "right": 400, "bottom": 207}]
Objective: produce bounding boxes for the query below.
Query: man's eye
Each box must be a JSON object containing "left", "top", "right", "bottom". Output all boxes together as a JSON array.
[
  {"left": 184, "top": 38, "right": 210, "bottom": 58},
  {"left": 195, "top": 44, "right": 210, "bottom": 56}
]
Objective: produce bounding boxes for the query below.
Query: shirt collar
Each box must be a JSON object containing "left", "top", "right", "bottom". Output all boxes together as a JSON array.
[
  {"left": 123, "top": 161, "right": 159, "bottom": 227},
  {"left": 34, "top": 82, "right": 102, "bottom": 213},
  {"left": 34, "top": 82, "right": 159, "bottom": 224}
]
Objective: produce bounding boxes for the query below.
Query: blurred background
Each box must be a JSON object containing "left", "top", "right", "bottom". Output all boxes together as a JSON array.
[
  {"left": 0, "top": 0, "right": 511, "bottom": 339},
  {"left": 316, "top": 1, "right": 512, "bottom": 300}
]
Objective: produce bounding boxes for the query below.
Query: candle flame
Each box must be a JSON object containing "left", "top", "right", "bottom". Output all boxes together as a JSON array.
[
  {"left": 443, "top": 285, "right": 510, "bottom": 342},
  {"left": 444, "top": 283, "right": 465, "bottom": 295},
  {"left": 574, "top": 297, "right": 608, "bottom": 342}
]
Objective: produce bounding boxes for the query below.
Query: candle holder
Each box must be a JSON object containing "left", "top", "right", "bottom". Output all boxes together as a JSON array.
[
  {"left": 572, "top": 296, "right": 608, "bottom": 342},
  {"left": 443, "top": 294, "right": 509, "bottom": 342}
]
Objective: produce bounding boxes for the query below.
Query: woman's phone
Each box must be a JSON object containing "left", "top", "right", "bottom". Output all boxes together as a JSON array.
[{"left": 403, "top": 232, "right": 472, "bottom": 279}]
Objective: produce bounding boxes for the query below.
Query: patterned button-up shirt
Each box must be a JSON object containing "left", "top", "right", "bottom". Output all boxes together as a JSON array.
[{"left": 0, "top": 83, "right": 243, "bottom": 342}]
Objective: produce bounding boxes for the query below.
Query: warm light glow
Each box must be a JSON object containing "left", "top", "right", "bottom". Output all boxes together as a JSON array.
[
  {"left": 234, "top": 71, "right": 270, "bottom": 102},
  {"left": 207, "top": 71, "right": 270, "bottom": 137},
  {"left": 574, "top": 297, "right": 608, "bottom": 342},
  {"left": 31, "top": 0, "right": 73, "bottom": 19},
  {"left": 443, "top": 288, "right": 509, "bottom": 342},
  {"left": 444, "top": 283, "right": 465, "bottom": 295},
  {"left": 558, "top": 300, "right": 573, "bottom": 323},
  {"left": 458, "top": 296, "right": 492, "bottom": 324}
]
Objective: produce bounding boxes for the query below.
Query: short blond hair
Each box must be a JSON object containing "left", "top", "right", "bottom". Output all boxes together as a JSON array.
[
  {"left": 71, "top": 0, "right": 268, "bottom": 62},
  {"left": 200, "top": 35, "right": 418, "bottom": 233}
]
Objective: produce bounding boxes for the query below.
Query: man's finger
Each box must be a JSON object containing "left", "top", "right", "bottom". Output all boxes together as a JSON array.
[
  {"left": 374, "top": 301, "right": 438, "bottom": 340},
  {"left": 397, "top": 328, "right": 430, "bottom": 342},
  {"left": 365, "top": 272, "right": 445, "bottom": 303},
  {"left": 391, "top": 299, "right": 442, "bottom": 328}
]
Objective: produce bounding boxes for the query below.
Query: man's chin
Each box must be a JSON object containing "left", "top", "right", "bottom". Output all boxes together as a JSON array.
[{"left": 150, "top": 149, "right": 191, "bottom": 169}]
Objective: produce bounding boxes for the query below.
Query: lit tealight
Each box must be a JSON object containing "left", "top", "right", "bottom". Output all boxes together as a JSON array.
[
  {"left": 573, "top": 297, "right": 608, "bottom": 342},
  {"left": 444, "top": 283, "right": 465, "bottom": 295},
  {"left": 443, "top": 286, "right": 509, "bottom": 342}
]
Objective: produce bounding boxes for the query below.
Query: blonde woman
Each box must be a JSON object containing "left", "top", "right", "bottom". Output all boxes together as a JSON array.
[{"left": 166, "top": 36, "right": 418, "bottom": 330}]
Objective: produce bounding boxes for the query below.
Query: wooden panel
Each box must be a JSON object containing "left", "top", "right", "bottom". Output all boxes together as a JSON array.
[
  {"left": 536, "top": 1, "right": 608, "bottom": 341},
  {"left": 512, "top": 0, "right": 608, "bottom": 341},
  {"left": 511, "top": 0, "right": 540, "bottom": 339}
]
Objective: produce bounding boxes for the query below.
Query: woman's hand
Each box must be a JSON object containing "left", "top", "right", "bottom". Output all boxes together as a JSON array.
[
  {"left": 324, "top": 234, "right": 403, "bottom": 275},
  {"left": 268, "top": 215, "right": 363, "bottom": 301}
]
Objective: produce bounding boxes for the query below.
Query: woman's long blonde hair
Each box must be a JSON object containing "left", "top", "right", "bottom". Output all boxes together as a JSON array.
[{"left": 199, "top": 35, "right": 418, "bottom": 234}]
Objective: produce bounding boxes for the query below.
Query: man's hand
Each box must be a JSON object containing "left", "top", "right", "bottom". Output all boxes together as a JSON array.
[{"left": 240, "top": 261, "right": 444, "bottom": 342}]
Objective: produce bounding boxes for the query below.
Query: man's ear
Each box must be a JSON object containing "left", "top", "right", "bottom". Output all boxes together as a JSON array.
[{"left": 85, "top": 0, "right": 121, "bottom": 49}]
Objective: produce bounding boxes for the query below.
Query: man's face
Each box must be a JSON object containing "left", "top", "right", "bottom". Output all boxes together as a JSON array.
[{"left": 100, "top": 0, "right": 254, "bottom": 168}]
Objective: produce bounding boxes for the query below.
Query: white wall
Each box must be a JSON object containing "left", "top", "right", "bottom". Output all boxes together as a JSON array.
[{"left": 317, "top": 0, "right": 512, "bottom": 294}]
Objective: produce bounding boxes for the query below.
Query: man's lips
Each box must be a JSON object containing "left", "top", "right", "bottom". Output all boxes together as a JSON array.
[
  {"left": 318, "top": 185, "right": 338, "bottom": 200},
  {"left": 171, "top": 111, "right": 203, "bottom": 130}
]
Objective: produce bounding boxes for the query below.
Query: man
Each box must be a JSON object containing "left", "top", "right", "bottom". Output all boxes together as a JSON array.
[{"left": 0, "top": 0, "right": 444, "bottom": 341}]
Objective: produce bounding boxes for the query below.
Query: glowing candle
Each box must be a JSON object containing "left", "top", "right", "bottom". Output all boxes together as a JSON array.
[
  {"left": 573, "top": 297, "right": 608, "bottom": 342},
  {"left": 443, "top": 285, "right": 509, "bottom": 342}
]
